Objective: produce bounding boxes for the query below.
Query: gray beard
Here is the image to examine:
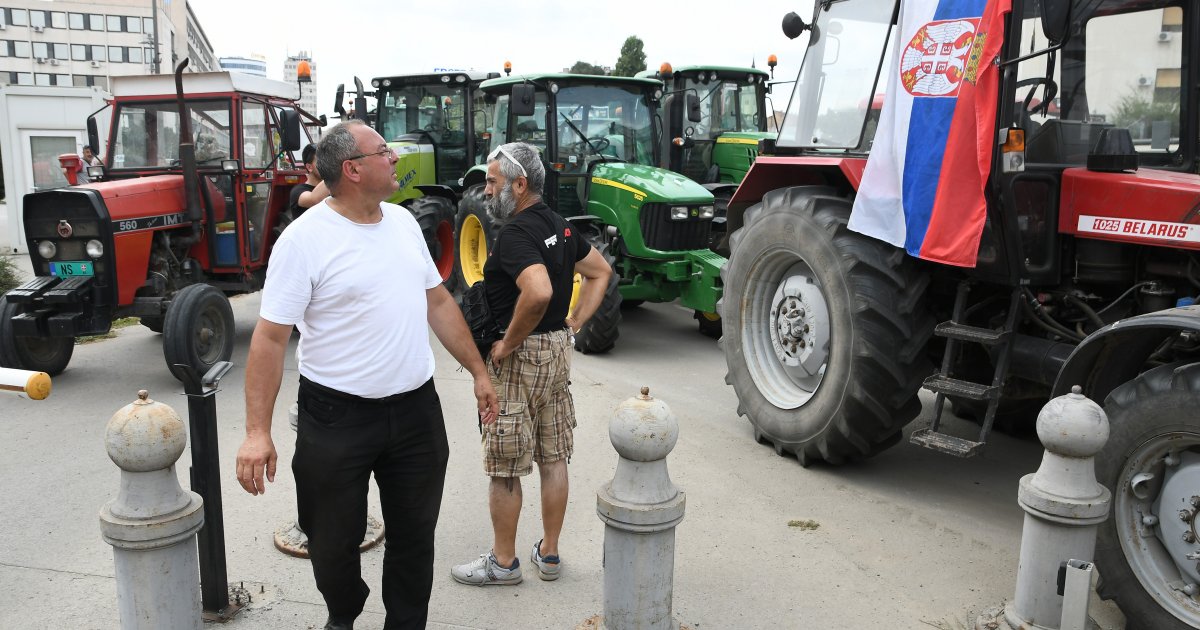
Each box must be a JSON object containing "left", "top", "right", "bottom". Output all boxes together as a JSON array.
[{"left": 486, "top": 182, "right": 517, "bottom": 222}]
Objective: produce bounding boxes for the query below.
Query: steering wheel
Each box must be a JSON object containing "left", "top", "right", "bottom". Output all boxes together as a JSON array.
[
  {"left": 576, "top": 136, "right": 611, "bottom": 154},
  {"left": 1017, "top": 77, "right": 1059, "bottom": 116}
]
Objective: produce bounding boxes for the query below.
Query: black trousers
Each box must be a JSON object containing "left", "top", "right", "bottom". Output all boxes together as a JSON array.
[{"left": 293, "top": 376, "right": 449, "bottom": 630}]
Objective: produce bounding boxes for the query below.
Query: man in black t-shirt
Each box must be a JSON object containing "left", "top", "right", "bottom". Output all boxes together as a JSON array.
[
  {"left": 288, "top": 143, "right": 329, "bottom": 220},
  {"left": 452, "top": 142, "right": 611, "bottom": 586}
]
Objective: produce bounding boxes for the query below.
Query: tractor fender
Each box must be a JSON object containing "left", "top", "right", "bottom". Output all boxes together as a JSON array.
[
  {"left": 1051, "top": 305, "right": 1200, "bottom": 400},
  {"left": 701, "top": 182, "right": 739, "bottom": 197},
  {"left": 413, "top": 184, "right": 457, "bottom": 204},
  {"left": 563, "top": 215, "right": 605, "bottom": 234},
  {"left": 461, "top": 166, "right": 488, "bottom": 190}
]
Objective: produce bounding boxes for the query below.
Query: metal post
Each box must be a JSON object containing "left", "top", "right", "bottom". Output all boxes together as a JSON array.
[
  {"left": 595, "top": 387, "right": 686, "bottom": 630},
  {"left": 100, "top": 390, "right": 204, "bottom": 630},
  {"left": 149, "top": 0, "right": 160, "bottom": 74},
  {"left": 975, "top": 385, "right": 1111, "bottom": 630},
  {"left": 176, "top": 361, "right": 238, "bottom": 620}
]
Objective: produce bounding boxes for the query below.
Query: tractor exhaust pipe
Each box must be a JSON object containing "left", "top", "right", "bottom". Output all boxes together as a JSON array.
[{"left": 174, "top": 59, "right": 203, "bottom": 236}]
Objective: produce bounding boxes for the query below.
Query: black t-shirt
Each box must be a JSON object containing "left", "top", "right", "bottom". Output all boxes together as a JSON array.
[
  {"left": 484, "top": 202, "right": 590, "bottom": 333},
  {"left": 288, "top": 183, "right": 315, "bottom": 218}
]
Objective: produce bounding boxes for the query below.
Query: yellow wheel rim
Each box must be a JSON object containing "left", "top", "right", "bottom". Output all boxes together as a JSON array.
[
  {"left": 700, "top": 311, "right": 720, "bottom": 321},
  {"left": 459, "top": 214, "right": 487, "bottom": 286}
]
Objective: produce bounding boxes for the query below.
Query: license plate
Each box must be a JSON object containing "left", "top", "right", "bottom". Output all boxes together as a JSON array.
[{"left": 49, "top": 261, "right": 95, "bottom": 278}]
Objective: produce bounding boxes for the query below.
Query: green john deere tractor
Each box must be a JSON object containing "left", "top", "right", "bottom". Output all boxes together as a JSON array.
[
  {"left": 337, "top": 71, "right": 499, "bottom": 291},
  {"left": 454, "top": 73, "right": 725, "bottom": 349},
  {"left": 637, "top": 64, "right": 776, "bottom": 255}
]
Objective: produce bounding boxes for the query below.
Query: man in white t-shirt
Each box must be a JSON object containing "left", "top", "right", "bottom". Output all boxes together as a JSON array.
[{"left": 234, "top": 120, "right": 498, "bottom": 630}]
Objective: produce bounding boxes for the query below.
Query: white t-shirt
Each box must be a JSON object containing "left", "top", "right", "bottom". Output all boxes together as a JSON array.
[{"left": 260, "top": 200, "right": 442, "bottom": 398}]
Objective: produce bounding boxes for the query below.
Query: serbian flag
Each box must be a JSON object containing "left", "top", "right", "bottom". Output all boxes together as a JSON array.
[{"left": 848, "top": 0, "right": 1011, "bottom": 267}]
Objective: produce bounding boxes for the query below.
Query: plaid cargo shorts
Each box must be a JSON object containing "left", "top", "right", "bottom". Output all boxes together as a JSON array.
[{"left": 483, "top": 329, "right": 576, "bottom": 477}]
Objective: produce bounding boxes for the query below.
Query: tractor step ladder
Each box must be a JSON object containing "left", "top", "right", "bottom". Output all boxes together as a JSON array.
[{"left": 910, "top": 284, "right": 1022, "bottom": 457}]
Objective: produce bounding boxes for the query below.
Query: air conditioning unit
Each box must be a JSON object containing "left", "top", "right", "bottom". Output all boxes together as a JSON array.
[
  {"left": 34, "top": 57, "right": 47, "bottom": 64},
  {"left": 1138, "top": 76, "right": 1152, "bottom": 86},
  {"left": 48, "top": 58, "right": 59, "bottom": 66},
  {"left": 1158, "top": 31, "right": 1173, "bottom": 42},
  {"left": 90, "top": 60, "right": 101, "bottom": 68},
  {"left": 31, "top": 25, "right": 44, "bottom": 33}
]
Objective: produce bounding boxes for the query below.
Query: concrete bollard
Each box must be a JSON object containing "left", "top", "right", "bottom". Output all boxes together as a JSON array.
[
  {"left": 596, "top": 387, "right": 686, "bottom": 630},
  {"left": 99, "top": 390, "right": 204, "bottom": 630},
  {"left": 977, "top": 385, "right": 1111, "bottom": 630}
]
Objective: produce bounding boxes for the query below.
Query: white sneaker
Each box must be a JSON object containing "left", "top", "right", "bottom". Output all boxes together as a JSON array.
[
  {"left": 451, "top": 551, "right": 522, "bottom": 586},
  {"left": 530, "top": 539, "right": 561, "bottom": 581}
]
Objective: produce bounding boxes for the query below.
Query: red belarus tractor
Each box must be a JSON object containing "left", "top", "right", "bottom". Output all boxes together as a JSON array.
[
  {"left": 722, "top": 0, "right": 1200, "bottom": 626},
  {"left": 0, "top": 61, "right": 319, "bottom": 381}
]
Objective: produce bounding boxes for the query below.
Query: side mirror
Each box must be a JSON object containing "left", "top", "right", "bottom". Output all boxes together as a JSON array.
[
  {"left": 354, "top": 95, "right": 368, "bottom": 122},
  {"left": 319, "top": 114, "right": 328, "bottom": 127},
  {"left": 279, "top": 110, "right": 302, "bottom": 151},
  {"left": 782, "top": 12, "right": 811, "bottom": 39},
  {"left": 511, "top": 84, "right": 536, "bottom": 117},
  {"left": 86, "top": 116, "right": 99, "bottom": 157},
  {"left": 334, "top": 84, "right": 346, "bottom": 117},
  {"left": 686, "top": 93, "right": 702, "bottom": 123},
  {"left": 1039, "top": 0, "right": 1071, "bottom": 44}
]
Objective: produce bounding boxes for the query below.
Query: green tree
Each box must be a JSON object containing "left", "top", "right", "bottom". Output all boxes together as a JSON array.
[
  {"left": 0, "top": 256, "right": 20, "bottom": 293},
  {"left": 613, "top": 36, "right": 647, "bottom": 77},
  {"left": 1112, "top": 91, "right": 1180, "bottom": 140},
  {"left": 569, "top": 61, "right": 606, "bottom": 76}
]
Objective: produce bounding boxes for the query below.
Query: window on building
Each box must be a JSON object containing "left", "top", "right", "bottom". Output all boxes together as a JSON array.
[
  {"left": 29, "top": 10, "right": 46, "bottom": 29},
  {"left": 34, "top": 73, "right": 51, "bottom": 86},
  {"left": 17, "top": 72, "right": 33, "bottom": 85},
  {"left": 88, "top": 14, "right": 103, "bottom": 31},
  {"left": 8, "top": 9, "right": 28, "bottom": 27},
  {"left": 53, "top": 43, "right": 67, "bottom": 60},
  {"left": 1163, "top": 7, "right": 1183, "bottom": 32},
  {"left": 106, "top": 15, "right": 122, "bottom": 31},
  {"left": 91, "top": 45, "right": 105, "bottom": 62},
  {"left": 71, "top": 44, "right": 86, "bottom": 61},
  {"left": 125, "top": 16, "right": 141, "bottom": 33},
  {"left": 69, "top": 13, "right": 85, "bottom": 29},
  {"left": 93, "top": 76, "right": 107, "bottom": 90},
  {"left": 128, "top": 47, "right": 143, "bottom": 64},
  {"left": 72, "top": 75, "right": 88, "bottom": 87},
  {"left": 50, "top": 12, "right": 65, "bottom": 29},
  {"left": 143, "top": 17, "right": 154, "bottom": 36},
  {"left": 109, "top": 46, "right": 125, "bottom": 63},
  {"left": 32, "top": 42, "right": 48, "bottom": 59},
  {"left": 13, "top": 40, "right": 30, "bottom": 58}
]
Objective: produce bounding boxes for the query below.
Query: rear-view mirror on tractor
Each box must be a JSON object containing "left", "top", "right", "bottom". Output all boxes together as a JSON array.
[
  {"left": 279, "top": 110, "right": 302, "bottom": 151},
  {"left": 686, "top": 93, "right": 702, "bottom": 124},
  {"left": 334, "top": 84, "right": 346, "bottom": 117},
  {"left": 511, "top": 84, "right": 536, "bottom": 117},
  {"left": 86, "top": 116, "right": 100, "bottom": 157},
  {"left": 1039, "top": 0, "right": 1071, "bottom": 44}
]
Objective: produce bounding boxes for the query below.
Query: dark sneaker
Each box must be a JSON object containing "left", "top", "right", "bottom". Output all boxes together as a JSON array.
[
  {"left": 451, "top": 551, "right": 522, "bottom": 586},
  {"left": 530, "top": 539, "right": 561, "bottom": 581}
]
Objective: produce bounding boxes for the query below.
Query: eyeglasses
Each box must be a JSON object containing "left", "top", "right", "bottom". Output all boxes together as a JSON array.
[
  {"left": 345, "top": 146, "right": 394, "bottom": 162},
  {"left": 488, "top": 145, "right": 527, "bottom": 179}
]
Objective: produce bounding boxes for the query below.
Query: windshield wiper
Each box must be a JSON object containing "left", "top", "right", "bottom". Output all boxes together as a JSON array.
[{"left": 559, "top": 112, "right": 624, "bottom": 163}]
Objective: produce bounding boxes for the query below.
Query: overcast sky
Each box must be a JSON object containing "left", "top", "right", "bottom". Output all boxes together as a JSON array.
[{"left": 191, "top": 0, "right": 817, "bottom": 118}]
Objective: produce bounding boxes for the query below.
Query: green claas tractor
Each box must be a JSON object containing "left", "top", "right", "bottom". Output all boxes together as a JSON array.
[
  {"left": 454, "top": 73, "right": 725, "bottom": 349},
  {"left": 336, "top": 71, "right": 499, "bottom": 292},
  {"left": 637, "top": 63, "right": 777, "bottom": 254}
]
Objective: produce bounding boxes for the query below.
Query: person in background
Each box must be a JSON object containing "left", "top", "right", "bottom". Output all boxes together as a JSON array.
[
  {"left": 76, "top": 146, "right": 102, "bottom": 184},
  {"left": 289, "top": 144, "right": 330, "bottom": 219}
]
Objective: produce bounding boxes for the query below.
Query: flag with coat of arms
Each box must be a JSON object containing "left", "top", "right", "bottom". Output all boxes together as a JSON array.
[{"left": 848, "top": 0, "right": 1012, "bottom": 267}]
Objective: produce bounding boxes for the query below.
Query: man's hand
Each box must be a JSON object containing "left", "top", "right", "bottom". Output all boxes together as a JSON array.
[
  {"left": 235, "top": 433, "right": 277, "bottom": 495},
  {"left": 490, "top": 338, "right": 515, "bottom": 367},
  {"left": 475, "top": 374, "right": 499, "bottom": 425}
]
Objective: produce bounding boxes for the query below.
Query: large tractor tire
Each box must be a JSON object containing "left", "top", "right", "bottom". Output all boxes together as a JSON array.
[
  {"left": 162, "top": 284, "right": 235, "bottom": 383},
  {"left": 1096, "top": 361, "right": 1200, "bottom": 630},
  {"left": 408, "top": 195, "right": 459, "bottom": 294},
  {"left": 719, "top": 186, "right": 934, "bottom": 466},
  {"left": 454, "top": 184, "right": 499, "bottom": 289},
  {"left": 0, "top": 295, "right": 74, "bottom": 375},
  {"left": 572, "top": 240, "right": 621, "bottom": 354}
]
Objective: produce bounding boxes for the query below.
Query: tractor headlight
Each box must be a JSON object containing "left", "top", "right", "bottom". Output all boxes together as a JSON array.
[
  {"left": 698, "top": 205, "right": 715, "bottom": 219},
  {"left": 86, "top": 239, "right": 104, "bottom": 258},
  {"left": 37, "top": 240, "right": 57, "bottom": 259},
  {"left": 670, "top": 206, "right": 689, "bottom": 221}
]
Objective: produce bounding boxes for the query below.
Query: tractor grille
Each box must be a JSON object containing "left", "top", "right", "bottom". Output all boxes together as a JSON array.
[{"left": 639, "top": 203, "right": 712, "bottom": 252}]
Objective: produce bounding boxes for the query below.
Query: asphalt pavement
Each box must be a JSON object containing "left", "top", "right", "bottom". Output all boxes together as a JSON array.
[{"left": 0, "top": 252, "right": 1126, "bottom": 629}]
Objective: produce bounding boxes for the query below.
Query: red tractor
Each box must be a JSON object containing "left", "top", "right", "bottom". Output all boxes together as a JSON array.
[
  {"left": 0, "top": 61, "right": 319, "bottom": 381},
  {"left": 723, "top": 0, "right": 1200, "bottom": 626}
]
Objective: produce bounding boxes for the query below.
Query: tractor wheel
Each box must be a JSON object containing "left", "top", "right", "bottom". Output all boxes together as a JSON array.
[
  {"left": 719, "top": 186, "right": 934, "bottom": 465},
  {"left": 710, "top": 189, "right": 733, "bottom": 258},
  {"left": 572, "top": 240, "right": 622, "bottom": 354},
  {"left": 620, "top": 299, "right": 644, "bottom": 309},
  {"left": 140, "top": 316, "right": 164, "bottom": 334},
  {"left": 0, "top": 296, "right": 74, "bottom": 375},
  {"left": 694, "top": 310, "right": 722, "bottom": 339},
  {"left": 1096, "top": 362, "right": 1200, "bottom": 630},
  {"left": 162, "top": 284, "right": 234, "bottom": 383},
  {"left": 408, "top": 195, "right": 459, "bottom": 294},
  {"left": 454, "top": 184, "right": 498, "bottom": 290}
]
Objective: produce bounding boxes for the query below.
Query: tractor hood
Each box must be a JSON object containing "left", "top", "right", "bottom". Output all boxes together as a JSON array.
[
  {"left": 83, "top": 174, "right": 188, "bottom": 221},
  {"left": 589, "top": 162, "right": 713, "bottom": 205}
]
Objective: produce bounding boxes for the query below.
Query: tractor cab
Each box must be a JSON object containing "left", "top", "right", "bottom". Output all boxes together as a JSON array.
[
  {"left": 368, "top": 71, "right": 499, "bottom": 200},
  {"left": 640, "top": 65, "right": 773, "bottom": 185}
]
